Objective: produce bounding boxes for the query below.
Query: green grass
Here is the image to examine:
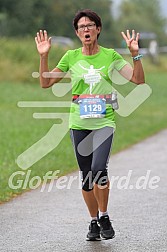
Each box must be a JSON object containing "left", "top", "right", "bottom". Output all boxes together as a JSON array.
[
  {"left": 0, "top": 82, "right": 77, "bottom": 202},
  {"left": 113, "top": 71, "right": 167, "bottom": 152},
  {"left": 0, "top": 37, "right": 66, "bottom": 83}
]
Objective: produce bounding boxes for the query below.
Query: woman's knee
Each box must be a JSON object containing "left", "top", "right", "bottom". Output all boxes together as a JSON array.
[{"left": 92, "top": 169, "right": 108, "bottom": 186}]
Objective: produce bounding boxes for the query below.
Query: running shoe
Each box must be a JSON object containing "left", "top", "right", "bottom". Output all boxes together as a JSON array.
[
  {"left": 86, "top": 220, "right": 101, "bottom": 241},
  {"left": 98, "top": 215, "right": 115, "bottom": 239}
]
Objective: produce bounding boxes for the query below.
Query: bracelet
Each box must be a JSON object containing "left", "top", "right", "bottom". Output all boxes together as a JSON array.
[{"left": 132, "top": 54, "right": 143, "bottom": 61}]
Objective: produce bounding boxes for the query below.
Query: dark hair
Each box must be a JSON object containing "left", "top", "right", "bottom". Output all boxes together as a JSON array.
[{"left": 73, "top": 9, "right": 102, "bottom": 38}]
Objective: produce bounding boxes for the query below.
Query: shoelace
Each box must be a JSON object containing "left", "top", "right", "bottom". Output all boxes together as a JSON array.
[
  {"left": 100, "top": 216, "right": 111, "bottom": 230},
  {"left": 90, "top": 221, "right": 99, "bottom": 232}
]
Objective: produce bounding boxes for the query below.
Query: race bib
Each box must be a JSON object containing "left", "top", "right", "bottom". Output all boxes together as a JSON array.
[{"left": 79, "top": 95, "right": 106, "bottom": 119}]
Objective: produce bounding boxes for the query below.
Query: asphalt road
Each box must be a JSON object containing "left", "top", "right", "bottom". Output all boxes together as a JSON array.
[{"left": 0, "top": 129, "right": 167, "bottom": 252}]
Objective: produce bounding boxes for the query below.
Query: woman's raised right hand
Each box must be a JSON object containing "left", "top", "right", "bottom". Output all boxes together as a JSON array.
[{"left": 35, "top": 30, "right": 51, "bottom": 56}]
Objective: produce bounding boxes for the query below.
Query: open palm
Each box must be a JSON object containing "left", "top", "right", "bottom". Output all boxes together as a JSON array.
[
  {"left": 35, "top": 30, "right": 51, "bottom": 55},
  {"left": 121, "top": 30, "right": 139, "bottom": 55}
]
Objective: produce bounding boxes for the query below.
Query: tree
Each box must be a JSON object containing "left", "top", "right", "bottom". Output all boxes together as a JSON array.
[
  {"left": 116, "top": 0, "right": 167, "bottom": 46},
  {"left": 35, "top": 0, "right": 118, "bottom": 47},
  {"left": 0, "top": 0, "right": 119, "bottom": 47}
]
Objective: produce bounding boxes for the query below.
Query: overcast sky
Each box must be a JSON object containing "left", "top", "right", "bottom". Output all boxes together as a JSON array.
[{"left": 160, "top": 0, "right": 167, "bottom": 17}]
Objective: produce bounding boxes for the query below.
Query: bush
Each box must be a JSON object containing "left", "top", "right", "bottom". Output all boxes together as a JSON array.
[{"left": 0, "top": 37, "right": 67, "bottom": 83}]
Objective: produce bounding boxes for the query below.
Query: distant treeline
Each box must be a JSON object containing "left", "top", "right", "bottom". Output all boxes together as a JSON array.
[{"left": 0, "top": 0, "right": 166, "bottom": 47}]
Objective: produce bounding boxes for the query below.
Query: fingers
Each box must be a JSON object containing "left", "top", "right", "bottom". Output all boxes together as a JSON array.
[
  {"left": 131, "top": 30, "right": 140, "bottom": 41},
  {"left": 127, "top": 30, "right": 131, "bottom": 40},
  {"left": 44, "top": 30, "right": 48, "bottom": 41},
  {"left": 35, "top": 30, "right": 49, "bottom": 43},
  {"left": 121, "top": 31, "right": 127, "bottom": 41},
  {"left": 35, "top": 36, "right": 38, "bottom": 45},
  {"left": 39, "top": 30, "right": 44, "bottom": 41},
  {"left": 136, "top": 32, "right": 140, "bottom": 42},
  {"left": 121, "top": 30, "right": 139, "bottom": 41},
  {"left": 131, "top": 30, "right": 135, "bottom": 40},
  {"left": 121, "top": 30, "right": 132, "bottom": 40},
  {"left": 48, "top": 37, "right": 52, "bottom": 46}
]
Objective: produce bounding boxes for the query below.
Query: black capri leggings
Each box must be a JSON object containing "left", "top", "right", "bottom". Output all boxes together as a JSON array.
[{"left": 70, "top": 126, "right": 114, "bottom": 191}]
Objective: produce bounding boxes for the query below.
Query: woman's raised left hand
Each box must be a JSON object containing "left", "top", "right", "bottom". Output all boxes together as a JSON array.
[{"left": 121, "top": 30, "right": 140, "bottom": 56}]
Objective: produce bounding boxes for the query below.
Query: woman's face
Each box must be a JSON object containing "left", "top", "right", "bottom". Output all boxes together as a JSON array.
[{"left": 76, "top": 16, "right": 101, "bottom": 45}]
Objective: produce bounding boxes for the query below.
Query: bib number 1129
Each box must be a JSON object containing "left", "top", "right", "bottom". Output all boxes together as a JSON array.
[
  {"left": 79, "top": 97, "right": 106, "bottom": 119},
  {"left": 83, "top": 104, "right": 102, "bottom": 113}
]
